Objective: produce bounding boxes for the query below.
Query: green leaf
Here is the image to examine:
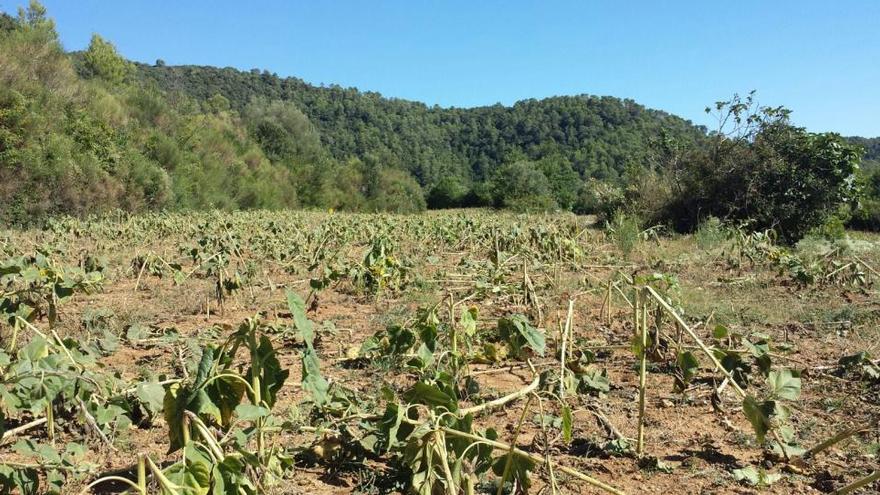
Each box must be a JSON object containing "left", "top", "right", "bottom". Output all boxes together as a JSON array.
[
  {"left": 164, "top": 456, "right": 211, "bottom": 495},
  {"left": 742, "top": 396, "right": 774, "bottom": 443},
  {"left": 189, "top": 346, "right": 215, "bottom": 400},
  {"left": 638, "top": 455, "right": 673, "bottom": 473},
  {"left": 733, "top": 465, "right": 782, "bottom": 486},
  {"left": 234, "top": 403, "right": 269, "bottom": 421},
  {"left": 190, "top": 389, "right": 222, "bottom": 424},
  {"left": 460, "top": 306, "right": 478, "bottom": 337},
  {"left": 674, "top": 350, "right": 700, "bottom": 392},
  {"left": 135, "top": 382, "right": 166, "bottom": 416},
  {"left": 0, "top": 464, "right": 39, "bottom": 495},
  {"left": 497, "top": 315, "right": 545, "bottom": 359},
  {"left": 163, "top": 383, "right": 188, "bottom": 453},
  {"left": 576, "top": 368, "right": 610, "bottom": 395},
  {"left": 492, "top": 453, "right": 535, "bottom": 492},
  {"left": 286, "top": 290, "right": 314, "bottom": 346},
  {"left": 301, "top": 346, "right": 329, "bottom": 406},
  {"left": 249, "top": 335, "right": 289, "bottom": 408},
  {"left": 743, "top": 338, "right": 770, "bottom": 358},
  {"left": 766, "top": 369, "right": 801, "bottom": 401},
  {"left": 213, "top": 454, "right": 255, "bottom": 494},
  {"left": 561, "top": 405, "right": 573, "bottom": 444},
  {"left": 19, "top": 337, "right": 49, "bottom": 363},
  {"left": 205, "top": 374, "right": 246, "bottom": 427},
  {"left": 125, "top": 324, "right": 148, "bottom": 343},
  {"left": 403, "top": 382, "right": 458, "bottom": 413}
]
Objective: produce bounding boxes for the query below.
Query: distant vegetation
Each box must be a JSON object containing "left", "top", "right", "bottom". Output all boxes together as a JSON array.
[
  {"left": 848, "top": 136, "right": 880, "bottom": 230},
  {"left": 1, "top": 2, "right": 877, "bottom": 241}
]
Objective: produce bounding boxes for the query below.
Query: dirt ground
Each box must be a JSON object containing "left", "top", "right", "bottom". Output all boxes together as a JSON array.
[{"left": 1, "top": 210, "right": 878, "bottom": 494}]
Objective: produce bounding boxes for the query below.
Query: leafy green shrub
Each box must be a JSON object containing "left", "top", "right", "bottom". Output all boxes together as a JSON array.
[
  {"left": 694, "top": 216, "right": 727, "bottom": 250},
  {"left": 488, "top": 161, "right": 557, "bottom": 212},
  {"left": 573, "top": 179, "right": 624, "bottom": 219},
  {"left": 366, "top": 168, "right": 426, "bottom": 213},
  {"left": 607, "top": 212, "right": 642, "bottom": 258},
  {"left": 851, "top": 198, "right": 880, "bottom": 231},
  {"left": 426, "top": 175, "right": 471, "bottom": 209},
  {"left": 660, "top": 93, "right": 862, "bottom": 243},
  {"left": 849, "top": 165, "right": 880, "bottom": 231}
]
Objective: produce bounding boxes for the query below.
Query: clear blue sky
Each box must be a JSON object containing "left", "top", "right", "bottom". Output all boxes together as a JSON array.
[{"left": 8, "top": 0, "right": 879, "bottom": 136}]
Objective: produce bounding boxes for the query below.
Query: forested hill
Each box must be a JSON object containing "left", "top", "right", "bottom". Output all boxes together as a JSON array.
[
  {"left": 4, "top": 3, "right": 715, "bottom": 223},
  {"left": 135, "top": 64, "right": 706, "bottom": 187},
  {"left": 847, "top": 136, "right": 880, "bottom": 165}
]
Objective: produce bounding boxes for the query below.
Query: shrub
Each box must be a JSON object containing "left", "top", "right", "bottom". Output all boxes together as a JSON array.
[
  {"left": 367, "top": 168, "right": 426, "bottom": 213},
  {"left": 488, "top": 160, "right": 557, "bottom": 211},
  {"left": 660, "top": 93, "right": 861, "bottom": 243},
  {"left": 573, "top": 179, "right": 624, "bottom": 219},
  {"left": 426, "top": 175, "right": 470, "bottom": 209},
  {"left": 694, "top": 217, "right": 727, "bottom": 250},
  {"left": 607, "top": 212, "right": 642, "bottom": 258}
]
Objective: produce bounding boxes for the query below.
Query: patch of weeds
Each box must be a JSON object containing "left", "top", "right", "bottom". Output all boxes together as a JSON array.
[
  {"left": 695, "top": 217, "right": 727, "bottom": 251},
  {"left": 607, "top": 212, "right": 642, "bottom": 258},
  {"left": 350, "top": 464, "right": 408, "bottom": 495},
  {"left": 820, "top": 396, "right": 846, "bottom": 413},
  {"left": 81, "top": 307, "right": 116, "bottom": 333}
]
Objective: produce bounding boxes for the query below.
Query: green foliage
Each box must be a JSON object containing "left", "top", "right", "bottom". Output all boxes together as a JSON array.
[
  {"left": 16, "top": 2, "right": 860, "bottom": 240},
  {"left": 366, "top": 167, "right": 427, "bottom": 213},
  {"left": 426, "top": 175, "right": 471, "bottom": 209},
  {"left": 497, "top": 314, "right": 545, "bottom": 359},
  {"left": 742, "top": 369, "right": 801, "bottom": 444},
  {"left": 659, "top": 93, "right": 863, "bottom": 243},
  {"left": 573, "top": 178, "right": 624, "bottom": 219},
  {"left": 488, "top": 161, "right": 557, "bottom": 212},
  {"left": 850, "top": 163, "right": 880, "bottom": 230},
  {"left": 137, "top": 62, "right": 705, "bottom": 197},
  {"left": 82, "top": 34, "right": 132, "bottom": 85},
  {"left": 607, "top": 212, "right": 642, "bottom": 258},
  {"left": 838, "top": 351, "right": 880, "bottom": 382},
  {"left": 694, "top": 216, "right": 727, "bottom": 250},
  {"left": 732, "top": 465, "right": 782, "bottom": 487}
]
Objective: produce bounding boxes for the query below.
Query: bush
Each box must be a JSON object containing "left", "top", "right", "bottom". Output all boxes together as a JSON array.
[
  {"left": 850, "top": 198, "right": 880, "bottom": 231},
  {"left": 607, "top": 212, "right": 642, "bottom": 258},
  {"left": 694, "top": 217, "right": 727, "bottom": 250},
  {"left": 573, "top": 179, "right": 624, "bottom": 219},
  {"left": 367, "top": 168, "right": 426, "bottom": 213},
  {"left": 426, "top": 175, "right": 470, "bottom": 209},
  {"left": 659, "top": 94, "right": 861, "bottom": 243},
  {"left": 849, "top": 164, "right": 880, "bottom": 231},
  {"left": 488, "top": 161, "right": 557, "bottom": 211}
]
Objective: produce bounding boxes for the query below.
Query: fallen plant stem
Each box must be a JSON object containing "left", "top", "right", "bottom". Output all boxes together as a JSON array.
[
  {"left": 0, "top": 417, "right": 47, "bottom": 445},
  {"left": 459, "top": 371, "right": 540, "bottom": 417},
  {"left": 438, "top": 426, "right": 626, "bottom": 495},
  {"left": 77, "top": 398, "right": 116, "bottom": 451},
  {"left": 803, "top": 422, "right": 873, "bottom": 459},
  {"left": 831, "top": 470, "right": 880, "bottom": 495},
  {"left": 496, "top": 394, "right": 534, "bottom": 495}
]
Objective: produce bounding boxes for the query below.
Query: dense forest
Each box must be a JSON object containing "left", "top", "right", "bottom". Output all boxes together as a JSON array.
[
  {"left": 1, "top": 2, "right": 878, "bottom": 239},
  {"left": 847, "top": 136, "right": 880, "bottom": 166},
  {"left": 134, "top": 63, "right": 707, "bottom": 189}
]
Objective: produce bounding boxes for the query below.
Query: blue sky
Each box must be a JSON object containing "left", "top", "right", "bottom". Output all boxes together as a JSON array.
[{"left": 8, "top": 1, "right": 879, "bottom": 136}]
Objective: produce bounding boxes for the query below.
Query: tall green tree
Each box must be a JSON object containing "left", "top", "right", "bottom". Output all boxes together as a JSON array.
[{"left": 83, "top": 33, "right": 132, "bottom": 85}]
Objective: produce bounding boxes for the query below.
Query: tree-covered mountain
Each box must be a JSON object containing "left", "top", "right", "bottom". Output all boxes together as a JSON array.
[
  {"left": 847, "top": 136, "right": 880, "bottom": 165},
  {"left": 134, "top": 64, "right": 706, "bottom": 192}
]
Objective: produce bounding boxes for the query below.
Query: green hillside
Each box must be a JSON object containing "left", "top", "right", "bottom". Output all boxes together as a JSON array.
[{"left": 134, "top": 63, "right": 706, "bottom": 190}]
